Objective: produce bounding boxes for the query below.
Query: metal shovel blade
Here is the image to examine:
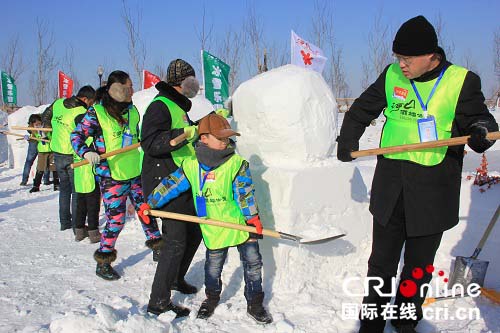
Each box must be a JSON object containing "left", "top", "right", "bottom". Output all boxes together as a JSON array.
[
  {"left": 448, "top": 256, "right": 490, "bottom": 288},
  {"left": 299, "top": 233, "right": 346, "bottom": 245}
]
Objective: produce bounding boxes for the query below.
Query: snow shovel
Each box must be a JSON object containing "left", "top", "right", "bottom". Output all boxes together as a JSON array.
[
  {"left": 145, "top": 209, "right": 346, "bottom": 245},
  {"left": 351, "top": 131, "right": 500, "bottom": 159},
  {"left": 448, "top": 204, "right": 500, "bottom": 288}
]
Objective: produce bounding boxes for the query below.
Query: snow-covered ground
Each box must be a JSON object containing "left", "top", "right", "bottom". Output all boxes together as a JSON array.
[{"left": 0, "top": 81, "right": 499, "bottom": 332}]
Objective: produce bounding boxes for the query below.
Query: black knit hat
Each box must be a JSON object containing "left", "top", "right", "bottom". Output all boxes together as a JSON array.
[
  {"left": 165, "top": 59, "right": 195, "bottom": 86},
  {"left": 392, "top": 15, "right": 438, "bottom": 56}
]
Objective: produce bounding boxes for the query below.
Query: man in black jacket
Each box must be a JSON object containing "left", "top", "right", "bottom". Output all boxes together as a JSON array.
[
  {"left": 337, "top": 16, "right": 498, "bottom": 333},
  {"left": 141, "top": 59, "right": 202, "bottom": 318}
]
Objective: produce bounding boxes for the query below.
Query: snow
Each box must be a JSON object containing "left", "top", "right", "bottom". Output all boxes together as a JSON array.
[{"left": 0, "top": 69, "right": 499, "bottom": 332}]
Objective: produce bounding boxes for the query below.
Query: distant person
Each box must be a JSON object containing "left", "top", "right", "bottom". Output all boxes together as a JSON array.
[
  {"left": 20, "top": 114, "right": 50, "bottom": 186},
  {"left": 337, "top": 15, "right": 498, "bottom": 333},
  {"left": 140, "top": 59, "right": 202, "bottom": 316},
  {"left": 71, "top": 70, "right": 162, "bottom": 280},
  {"left": 140, "top": 114, "right": 272, "bottom": 323},
  {"left": 28, "top": 116, "right": 59, "bottom": 193},
  {"left": 42, "top": 86, "right": 96, "bottom": 231}
]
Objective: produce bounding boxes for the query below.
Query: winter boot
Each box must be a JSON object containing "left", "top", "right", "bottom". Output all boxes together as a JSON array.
[
  {"left": 247, "top": 292, "right": 273, "bottom": 324},
  {"left": 94, "top": 250, "right": 120, "bottom": 280},
  {"left": 171, "top": 279, "right": 198, "bottom": 294},
  {"left": 147, "top": 299, "right": 190, "bottom": 318},
  {"left": 197, "top": 290, "right": 220, "bottom": 319},
  {"left": 88, "top": 229, "right": 101, "bottom": 243},
  {"left": 75, "top": 227, "right": 89, "bottom": 242},
  {"left": 145, "top": 238, "right": 164, "bottom": 262},
  {"left": 29, "top": 171, "right": 43, "bottom": 193}
]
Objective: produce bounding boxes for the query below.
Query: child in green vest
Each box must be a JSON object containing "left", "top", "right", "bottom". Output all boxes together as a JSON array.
[
  {"left": 140, "top": 114, "right": 272, "bottom": 323},
  {"left": 29, "top": 117, "right": 59, "bottom": 193}
]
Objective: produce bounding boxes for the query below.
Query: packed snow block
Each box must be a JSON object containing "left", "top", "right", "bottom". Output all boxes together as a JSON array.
[{"left": 232, "top": 64, "right": 338, "bottom": 166}]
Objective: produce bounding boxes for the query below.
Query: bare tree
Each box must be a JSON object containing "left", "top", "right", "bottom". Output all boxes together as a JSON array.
[
  {"left": 122, "top": 0, "right": 146, "bottom": 88},
  {"left": 494, "top": 28, "right": 500, "bottom": 85},
  {"left": 62, "top": 44, "right": 80, "bottom": 91},
  {"left": 153, "top": 63, "right": 167, "bottom": 82},
  {"left": 434, "top": 13, "right": 455, "bottom": 61},
  {"left": 361, "top": 9, "right": 392, "bottom": 89},
  {"left": 311, "top": 0, "right": 350, "bottom": 98},
  {"left": 195, "top": 4, "right": 214, "bottom": 52},
  {"left": 244, "top": 3, "right": 264, "bottom": 74},
  {"left": 1, "top": 34, "right": 27, "bottom": 81},
  {"left": 216, "top": 27, "right": 246, "bottom": 93},
  {"left": 30, "top": 19, "right": 57, "bottom": 106},
  {"left": 461, "top": 49, "right": 479, "bottom": 75}
]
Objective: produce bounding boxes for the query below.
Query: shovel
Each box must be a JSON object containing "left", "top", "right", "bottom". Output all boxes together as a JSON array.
[
  {"left": 448, "top": 205, "right": 500, "bottom": 288},
  {"left": 145, "top": 209, "right": 345, "bottom": 245}
]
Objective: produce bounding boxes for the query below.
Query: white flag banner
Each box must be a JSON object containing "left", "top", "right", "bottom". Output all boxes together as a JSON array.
[{"left": 291, "top": 30, "right": 327, "bottom": 74}]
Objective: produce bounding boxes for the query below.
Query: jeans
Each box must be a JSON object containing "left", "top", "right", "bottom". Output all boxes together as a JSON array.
[
  {"left": 205, "top": 241, "right": 263, "bottom": 302},
  {"left": 54, "top": 153, "right": 78, "bottom": 229},
  {"left": 21, "top": 141, "right": 50, "bottom": 184}
]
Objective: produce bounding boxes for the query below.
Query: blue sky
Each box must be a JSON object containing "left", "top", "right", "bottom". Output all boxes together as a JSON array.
[{"left": 2, "top": 0, "right": 499, "bottom": 105}]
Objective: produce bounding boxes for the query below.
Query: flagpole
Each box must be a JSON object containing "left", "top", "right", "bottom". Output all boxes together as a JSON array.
[
  {"left": 142, "top": 70, "right": 145, "bottom": 90},
  {"left": 0, "top": 71, "right": 5, "bottom": 110},
  {"left": 200, "top": 49, "right": 205, "bottom": 97}
]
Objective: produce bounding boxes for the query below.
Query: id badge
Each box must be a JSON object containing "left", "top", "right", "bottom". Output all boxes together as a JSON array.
[
  {"left": 122, "top": 132, "right": 133, "bottom": 147},
  {"left": 417, "top": 116, "right": 438, "bottom": 142},
  {"left": 196, "top": 195, "right": 207, "bottom": 217}
]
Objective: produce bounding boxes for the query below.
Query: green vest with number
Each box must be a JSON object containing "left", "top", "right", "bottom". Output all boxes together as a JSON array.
[
  {"left": 94, "top": 104, "right": 141, "bottom": 181},
  {"left": 36, "top": 132, "right": 51, "bottom": 153},
  {"left": 150, "top": 96, "right": 195, "bottom": 167},
  {"left": 50, "top": 98, "right": 87, "bottom": 154},
  {"left": 381, "top": 64, "right": 467, "bottom": 166},
  {"left": 182, "top": 155, "right": 249, "bottom": 250},
  {"left": 73, "top": 137, "right": 96, "bottom": 193}
]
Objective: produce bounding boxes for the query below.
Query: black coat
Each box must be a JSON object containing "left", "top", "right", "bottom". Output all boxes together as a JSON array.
[
  {"left": 140, "top": 81, "right": 196, "bottom": 214},
  {"left": 338, "top": 50, "right": 498, "bottom": 236}
]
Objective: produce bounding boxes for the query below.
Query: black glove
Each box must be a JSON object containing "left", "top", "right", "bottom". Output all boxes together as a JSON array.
[
  {"left": 336, "top": 137, "right": 359, "bottom": 162},
  {"left": 468, "top": 123, "right": 493, "bottom": 153}
]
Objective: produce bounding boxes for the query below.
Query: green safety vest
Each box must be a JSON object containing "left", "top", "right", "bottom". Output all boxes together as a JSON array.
[
  {"left": 94, "top": 104, "right": 141, "bottom": 181},
  {"left": 149, "top": 96, "right": 195, "bottom": 167},
  {"left": 36, "top": 132, "right": 51, "bottom": 153},
  {"left": 50, "top": 98, "right": 87, "bottom": 154},
  {"left": 381, "top": 63, "right": 468, "bottom": 166},
  {"left": 73, "top": 137, "right": 95, "bottom": 193},
  {"left": 182, "top": 155, "right": 249, "bottom": 250}
]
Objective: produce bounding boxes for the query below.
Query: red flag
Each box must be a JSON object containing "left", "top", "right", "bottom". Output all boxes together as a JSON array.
[
  {"left": 58, "top": 71, "right": 74, "bottom": 98},
  {"left": 143, "top": 70, "right": 161, "bottom": 89}
]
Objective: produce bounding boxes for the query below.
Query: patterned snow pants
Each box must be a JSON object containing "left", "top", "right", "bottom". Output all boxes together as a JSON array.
[{"left": 98, "top": 176, "right": 161, "bottom": 253}]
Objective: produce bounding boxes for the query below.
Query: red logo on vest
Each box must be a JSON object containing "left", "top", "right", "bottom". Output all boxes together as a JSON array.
[{"left": 393, "top": 87, "right": 408, "bottom": 101}]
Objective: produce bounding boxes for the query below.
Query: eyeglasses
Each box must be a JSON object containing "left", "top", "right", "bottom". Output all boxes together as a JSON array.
[{"left": 393, "top": 54, "right": 414, "bottom": 66}]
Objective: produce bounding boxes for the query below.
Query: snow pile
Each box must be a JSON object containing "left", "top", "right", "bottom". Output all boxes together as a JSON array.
[{"left": 232, "top": 65, "right": 373, "bottom": 296}]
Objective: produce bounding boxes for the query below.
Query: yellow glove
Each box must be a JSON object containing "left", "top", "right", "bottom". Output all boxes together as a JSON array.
[
  {"left": 184, "top": 125, "right": 198, "bottom": 142},
  {"left": 215, "top": 108, "right": 231, "bottom": 118}
]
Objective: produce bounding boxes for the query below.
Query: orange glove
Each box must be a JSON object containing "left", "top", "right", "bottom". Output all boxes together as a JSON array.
[
  {"left": 138, "top": 203, "right": 151, "bottom": 224},
  {"left": 247, "top": 215, "right": 263, "bottom": 235}
]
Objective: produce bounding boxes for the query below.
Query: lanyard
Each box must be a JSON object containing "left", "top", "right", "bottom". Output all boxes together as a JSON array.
[
  {"left": 410, "top": 66, "right": 447, "bottom": 118},
  {"left": 198, "top": 165, "right": 212, "bottom": 196}
]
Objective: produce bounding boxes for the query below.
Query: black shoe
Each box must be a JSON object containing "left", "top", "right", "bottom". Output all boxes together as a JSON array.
[
  {"left": 96, "top": 263, "right": 120, "bottom": 281},
  {"left": 171, "top": 280, "right": 198, "bottom": 294},
  {"left": 60, "top": 224, "right": 72, "bottom": 231},
  {"left": 147, "top": 300, "right": 190, "bottom": 318},
  {"left": 197, "top": 298, "right": 219, "bottom": 319},
  {"left": 43, "top": 180, "right": 53, "bottom": 185},
  {"left": 152, "top": 249, "right": 160, "bottom": 262},
  {"left": 29, "top": 186, "right": 40, "bottom": 193},
  {"left": 53, "top": 184, "right": 59, "bottom": 191},
  {"left": 20, "top": 181, "right": 28, "bottom": 186},
  {"left": 247, "top": 293, "right": 272, "bottom": 324}
]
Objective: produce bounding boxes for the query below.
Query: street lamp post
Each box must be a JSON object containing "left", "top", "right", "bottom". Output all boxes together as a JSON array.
[{"left": 97, "top": 65, "right": 104, "bottom": 87}]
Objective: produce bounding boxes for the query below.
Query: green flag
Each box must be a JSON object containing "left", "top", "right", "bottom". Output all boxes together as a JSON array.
[
  {"left": 1, "top": 71, "right": 17, "bottom": 106},
  {"left": 202, "top": 50, "right": 230, "bottom": 110}
]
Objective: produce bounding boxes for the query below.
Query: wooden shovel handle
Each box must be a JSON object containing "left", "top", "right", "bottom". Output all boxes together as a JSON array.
[
  {"left": 10, "top": 126, "right": 53, "bottom": 132},
  {"left": 351, "top": 132, "right": 500, "bottom": 158},
  {"left": 145, "top": 209, "right": 282, "bottom": 239},
  {"left": 169, "top": 133, "right": 187, "bottom": 146},
  {"left": 1, "top": 131, "right": 50, "bottom": 143},
  {"left": 71, "top": 142, "right": 141, "bottom": 169}
]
